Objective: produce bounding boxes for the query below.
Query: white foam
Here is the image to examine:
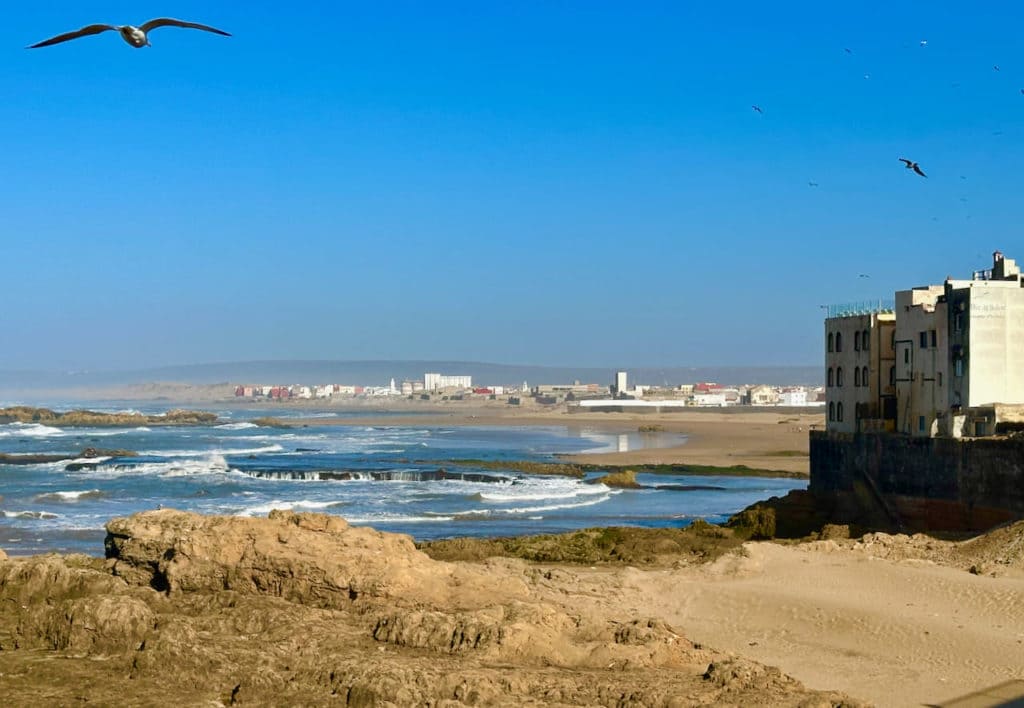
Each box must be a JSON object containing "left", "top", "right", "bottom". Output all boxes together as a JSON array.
[
  {"left": 36, "top": 489, "right": 103, "bottom": 502},
  {"left": 136, "top": 444, "right": 284, "bottom": 458},
  {"left": 454, "top": 493, "right": 615, "bottom": 517},
  {"left": 0, "top": 510, "right": 60, "bottom": 520},
  {"left": 236, "top": 499, "right": 346, "bottom": 516},
  {"left": 0, "top": 423, "right": 63, "bottom": 438},
  {"left": 216, "top": 422, "right": 258, "bottom": 430}
]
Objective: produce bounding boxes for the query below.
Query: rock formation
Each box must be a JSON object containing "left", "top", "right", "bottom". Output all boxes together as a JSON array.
[{"left": 0, "top": 510, "right": 864, "bottom": 705}]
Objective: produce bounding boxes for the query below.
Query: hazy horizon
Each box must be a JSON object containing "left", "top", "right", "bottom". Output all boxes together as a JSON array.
[{"left": 5, "top": 3, "right": 1019, "bottom": 371}]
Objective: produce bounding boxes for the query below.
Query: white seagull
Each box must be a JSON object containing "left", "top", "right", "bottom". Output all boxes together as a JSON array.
[{"left": 29, "top": 18, "right": 230, "bottom": 49}]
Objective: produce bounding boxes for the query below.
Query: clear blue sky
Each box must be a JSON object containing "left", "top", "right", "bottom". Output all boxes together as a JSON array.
[{"left": 3, "top": 2, "right": 1022, "bottom": 371}]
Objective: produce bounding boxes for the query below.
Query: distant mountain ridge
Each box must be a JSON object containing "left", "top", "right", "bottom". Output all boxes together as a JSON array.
[{"left": 0, "top": 360, "right": 822, "bottom": 394}]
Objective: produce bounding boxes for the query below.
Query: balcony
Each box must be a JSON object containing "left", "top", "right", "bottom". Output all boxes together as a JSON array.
[{"left": 825, "top": 299, "right": 895, "bottom": 319}]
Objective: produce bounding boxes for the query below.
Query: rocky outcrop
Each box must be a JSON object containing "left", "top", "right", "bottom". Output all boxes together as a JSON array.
[
  {"left": 589, "top": 469, "right": 643, "bottom": 489},
  {"left": 0, "top": 406, "right": 217, "bottom": 427},
  {"left": 0, "top": 510, "right": 865, "bottom": 706}
]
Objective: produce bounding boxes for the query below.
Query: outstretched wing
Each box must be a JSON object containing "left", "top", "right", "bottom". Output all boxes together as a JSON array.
[
  {"left": 912, "top": 164, "right": 927, "bottom": 177},
  {"left": 140, "top": 18, "right": 231, "bottom": 36},
  {"left": 898, "top": 158, "right": 912, "bottom": 167},
  {"left": 29, "top": 24, "right": 117, "bottom": 48}
]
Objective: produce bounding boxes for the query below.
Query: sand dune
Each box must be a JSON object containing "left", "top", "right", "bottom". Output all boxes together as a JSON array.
[{"left": 623, "top": 539, "right": 1024, "bottom": 707}]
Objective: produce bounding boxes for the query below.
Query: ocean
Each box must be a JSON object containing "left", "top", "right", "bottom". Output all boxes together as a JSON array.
[{"left": 0, "top": 406, "right": 806, "bottom": 556}]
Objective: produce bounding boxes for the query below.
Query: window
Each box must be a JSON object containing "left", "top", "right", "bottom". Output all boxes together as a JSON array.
[
  {"left": 836, "top": 332, "right": 843, "bottom": 352},
  {"left": 889, "top": 366, "right": 896, "bottom": 385},
  {"left": 827, "top": 368, "right": 834, "bottom": 387},
  {"left": 854, "top": 331, "right": 861, "bottom": 351},
  {"left": 904, "top": 348, "right": 910, "bottom": 364},
  {"left": 863, "top": 330, "right": 870, "bottom": 350},
  {"left": 837, "top": 402, "right": 844, "bottom": 422},
  {"left": 836, "top": 367, "right": 844, "bottom": 387},
  {"left": 918, "top": 415, "right": 926, "bottom": 433},
  {"left": 953, "top": 311, "right": 963, "bottom": 332},
  {"left": 862, "top": 366, "right": 869, "bottom": 387},
  {"left": 828, "top": 402, "right": 835, "bottom": 421},
  {"left": 955, "top": 357, "right": 964, "bottom": 377},
  {"left": 854, "top": 367, "right": 860, "bottom": 387},
  {"left": 930, "top": 330, "right": 937, "bottom": 347},
  {"left": 938, "top": 372, "right": 943, "bottom": 387},
  {"left": 828, "top": 332, "right": 834, "bottom": 352},
  {"left": 920, "top": 331, "right": 928, "bottom": 349}
]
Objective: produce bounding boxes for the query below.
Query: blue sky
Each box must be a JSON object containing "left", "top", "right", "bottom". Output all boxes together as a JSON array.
[{"left": 2, "top": 2, "right": 1022, "bottom": 371}]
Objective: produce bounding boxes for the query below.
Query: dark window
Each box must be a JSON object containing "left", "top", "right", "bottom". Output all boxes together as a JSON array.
[
  {"left": 836, "top": 367, "right": 844, "bottom": 387},
  {"left": 920, "top": 331, "right": 928, "bottom": 349},
  {"left": 828, "top": 332, "right": 834, "bottom": 352},
  {"left": 828, "top": 402, "right": 835, "bottom": 421},
  {"left": 930, "top": 330, "right": 937, "bottom": 347},
  {"left": 863, "top": 330, "right": 870, "bottom": 349},
  {"left": 904, "top": 349, "right": 910, "bottom": 364},
  {"left": 889, "top": 366, "right": 896, "bottom": 385},
  {"left": 836, "top": 332, "right": 843, "bottom": 352},
  {"left": 854, "top": 331, "right": 861, "bottom": 351},
  {"left": 918, "top": 415, "right": 926, "bottom": 432},
  {"left": 862, "top": 366, "right": 869, "bottom": 387},
  {"left": 938, "top": 372, "right": 943, "bottom": 387},
  {"left": 954, "top": 311, "right": 963, "bottom": 332},
  {"left": 827, "top": 368, "right": 834, "bottom": 387},
  {"left": 854, "top": 368, "right": 860, "bottom": 387},
  {"left": 837, "top": 402, "right": 844, "bottom": 422}
]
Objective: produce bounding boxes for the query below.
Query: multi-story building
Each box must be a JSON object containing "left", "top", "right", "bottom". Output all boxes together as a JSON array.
[
  {"left": 825, "top": 251, "right": 1024, "bottom": 437},
  {"left": 424, "top": 373, "right": 472, "bottom": 391},
  {"left": 824, "top": 303, "right": 896, "bottom": 433}
]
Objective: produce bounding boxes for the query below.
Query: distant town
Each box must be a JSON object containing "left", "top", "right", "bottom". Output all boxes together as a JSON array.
[{"left": 233, "top": 371, "right": 826, "bottom": 409}]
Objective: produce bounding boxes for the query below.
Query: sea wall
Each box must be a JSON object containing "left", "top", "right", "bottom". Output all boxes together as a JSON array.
[{"left": 809, "top": 431, "right": 1024, "bottom": 531}]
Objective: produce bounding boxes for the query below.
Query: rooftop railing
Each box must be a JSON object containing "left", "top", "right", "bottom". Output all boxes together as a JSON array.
[{"left": 824, "top": 299, "right": 895, "bottom": 319}]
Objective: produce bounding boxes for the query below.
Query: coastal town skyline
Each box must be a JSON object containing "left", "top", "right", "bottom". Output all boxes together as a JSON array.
[{"left": 5, "top": 2, "right": 1022, "bottom": 371}]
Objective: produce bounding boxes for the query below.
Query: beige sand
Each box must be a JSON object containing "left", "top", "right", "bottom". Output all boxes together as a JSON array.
[
  {"left": 293, "top": 406, "right": 821, "bottom": 474},
  {"left": 619, "top": 539, "right": 1024, "bottom": 707}
]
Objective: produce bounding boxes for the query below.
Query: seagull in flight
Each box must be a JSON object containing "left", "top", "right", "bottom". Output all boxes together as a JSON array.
[
  {"left": 899, "top": 158, "right": 927, "bottom": 177},
  {"left": 29, "top": 18, "right": 230, "bottom": 49},
  {"left": 751, "top": 105, "right": 764, "bottom": 114}
]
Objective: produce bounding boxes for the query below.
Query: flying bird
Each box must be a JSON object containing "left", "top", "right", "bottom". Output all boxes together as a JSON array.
[
  {"left": 858, "top": 274, "right": 870, "bottom": 278},
  {"left": 808, "top": 181, "right": 819, "bottom": 187},
  {"left": 919, "top": 40, "right": 928, "bottom": 47},
  {"left": 29, "top": 18, "right": 230, "bottom": 49},
  {"left": 751, "top": 105, "right": 764, "bottom": 114},
  {"left": 994, "top": 65, "right": 1001, "bottom": 72},
  {"left": 899, "top": 158, "right": 927, "bottom": 177},
  {"left": 844, "top": 47, "right": 853, "bottom": 54}
]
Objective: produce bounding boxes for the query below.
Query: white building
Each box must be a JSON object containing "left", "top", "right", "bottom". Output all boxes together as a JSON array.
[
  {"left": 824, "top": 251, "right": 1024, "bottom": 437},
  {"left": 693, "top": 392, "right": 727, "bottom": 407},
  {"left": 424, "top": 373, "right": 472, "bottom": 391},
  {"left": 778, "top": 388, "right": 808, "bottom": 406}
]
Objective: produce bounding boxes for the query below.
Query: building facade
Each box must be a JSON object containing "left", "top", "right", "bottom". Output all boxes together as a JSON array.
[
  {"left": 424, "top": 373, "right": 473, "bottom": 391},
  {"left": 824, "top": 306, "right": 896, "bottom": 433},
  {"left": 825, "top": 251, "right": 1024, "bottom": 438}
]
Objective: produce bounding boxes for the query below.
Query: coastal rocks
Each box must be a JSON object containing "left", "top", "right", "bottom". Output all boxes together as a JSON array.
[
  {"left": 104, "top": 508, "right": 529, "bottom": 608},
  {"left": 0, "top": 406, "right": 217, "bottom": 427},
  {"left": 589, "top": 469, "right": 643, "bottom": 489},
  {"left": 0, "top": 510, "right": 865, "bottom": 705}
]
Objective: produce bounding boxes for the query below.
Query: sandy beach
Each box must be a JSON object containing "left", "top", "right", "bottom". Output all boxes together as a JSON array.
[{"left": 289, "top": 405, "right": 822, "bottom": 475}]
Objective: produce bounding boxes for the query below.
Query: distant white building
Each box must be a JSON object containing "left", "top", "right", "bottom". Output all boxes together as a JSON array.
[
  {"left": 424, "top": 372, "right": 472, "bottom": 391},
  {"left": 693, "top": 392, "right": 727, "bottom": 407},
  {"left": 778, "top": 388, "right": 808, "bottom": 406}
]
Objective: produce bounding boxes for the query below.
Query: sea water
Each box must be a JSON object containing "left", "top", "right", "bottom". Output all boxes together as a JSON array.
[{"left": 0, "top": 408, "right": 806, "bottom": 556}]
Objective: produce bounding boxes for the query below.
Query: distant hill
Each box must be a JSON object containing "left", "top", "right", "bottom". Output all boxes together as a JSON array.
[{"left": 0, "top": 360, "right": 822, "bottom": 397}]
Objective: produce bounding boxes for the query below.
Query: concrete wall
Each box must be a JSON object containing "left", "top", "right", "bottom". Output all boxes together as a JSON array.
[{"left": 809, "top": 430, "right": 1024, "bottom": 531}]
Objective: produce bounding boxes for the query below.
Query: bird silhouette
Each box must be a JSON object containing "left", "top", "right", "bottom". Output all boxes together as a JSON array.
[
  {"left": 808, "top": 181, "right": 819, "bottom": 187},
  {"left": 29, "top": 18, "right": 229, "bottom": 49},
  {"left": 751, "top": 105, "right": 764, "bottom": 114},
  {"left": 844, "top": 47, "right": 852, "bottom": 54},
  {"left": 994, "top": 65, "right": 1001, "bottom": 72},
  {"left": 899, "top": 158, "right": 927, "bottom": 178},
  {"left": 858, "top": 274, "right": 870, "bottom": 278}
]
